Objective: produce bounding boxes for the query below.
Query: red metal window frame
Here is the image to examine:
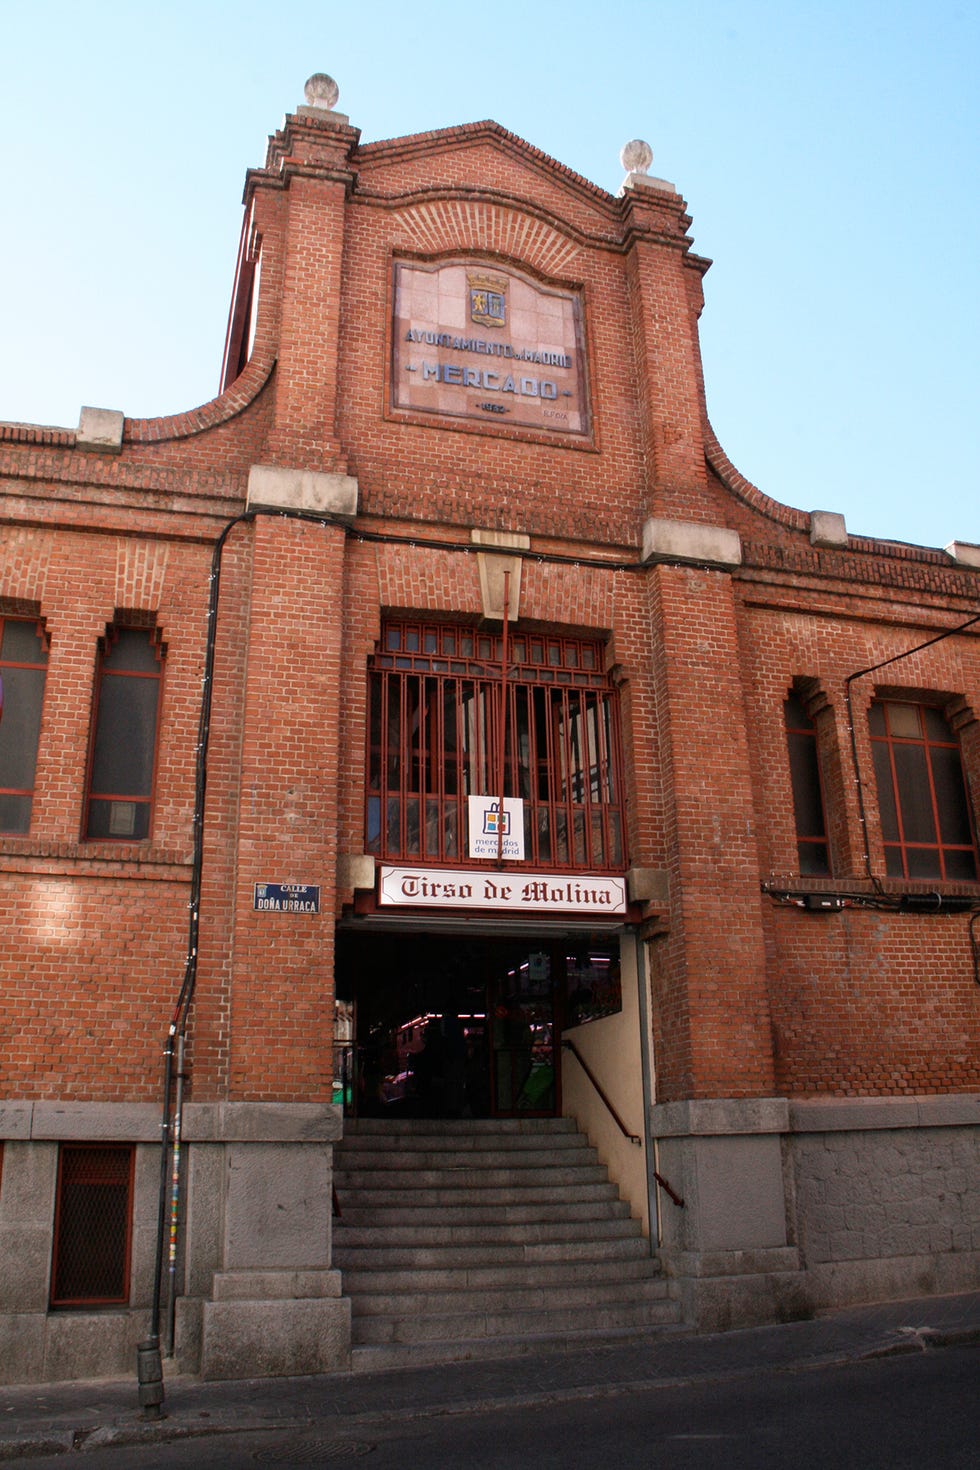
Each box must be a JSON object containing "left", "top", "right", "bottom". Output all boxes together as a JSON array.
[
  {"left": 869, "top": 699, "right": 978, "bottom": 880},
  {"left": 366, "top": 623, "right": 627, "bottom": 872},
  {"left": 50, "top": 1145, "right": 135, "bottom": 1308},
  {"left": 83, "top": 623, "right": 165, "bottom": 842},
  {"left": 0, "top": 614, "right": 49, "bottom": 832}
]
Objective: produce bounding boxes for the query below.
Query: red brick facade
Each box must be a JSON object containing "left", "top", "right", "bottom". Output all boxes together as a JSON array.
[{"left": 1, "top": 90, "right": 977, "bottom": 1380}]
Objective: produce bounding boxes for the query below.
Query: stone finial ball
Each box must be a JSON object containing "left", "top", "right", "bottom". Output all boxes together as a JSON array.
[
  {"left": 620, "top": 139, "right": 653, "bottom": 174},
  {"left": 304, "top": 73, "right": 339, "bottom": 109}
]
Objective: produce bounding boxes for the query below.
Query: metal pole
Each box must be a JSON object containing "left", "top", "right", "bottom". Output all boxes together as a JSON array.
[
  {"left": 496, "top": 569, "right": 510, "bottom": 865},
  {"left": 165, "top": 1032, "right": 186, "bottom": 1356}
]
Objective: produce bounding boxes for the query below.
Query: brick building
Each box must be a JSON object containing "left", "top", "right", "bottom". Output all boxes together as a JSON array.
[{"left": 1, "top": 77, "right": 978, "bottom": 1386}]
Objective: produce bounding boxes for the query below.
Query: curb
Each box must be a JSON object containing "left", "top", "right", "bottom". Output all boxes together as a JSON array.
[{"left": 2, "top": 1324, "right": 977, "bottom": 1461}]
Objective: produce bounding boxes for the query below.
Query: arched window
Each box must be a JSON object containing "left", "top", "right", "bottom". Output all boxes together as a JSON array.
[
  {"left": 84, "top": 624, "right": 165, "bottom": 841},
  {"left": 783, "top": 690, "right": 831, "bottom": 876},
  {"left": 0, "top": 615, "right": 49, "bottom": 833},
  {"left": 869, "top": 700, "right": 977, "bottom": 880}
]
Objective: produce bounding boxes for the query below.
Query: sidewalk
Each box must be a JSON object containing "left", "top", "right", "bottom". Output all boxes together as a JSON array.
[{"left": 2, "top": 1291, "right": 978, "bottom": 1461}]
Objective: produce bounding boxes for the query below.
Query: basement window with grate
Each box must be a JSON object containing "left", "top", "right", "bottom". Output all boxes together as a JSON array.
[{"left": 50, "top": 1146, "right": 135, "bottom": 1308}]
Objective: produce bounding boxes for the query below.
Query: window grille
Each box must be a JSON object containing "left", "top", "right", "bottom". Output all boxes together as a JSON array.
[
  {"left": 0, "top": 615, "right": 49, "bottom": 833},
  {"left": 869, "top": 700, "right": 978, "bottom": 880},
  {"left": 367, "top": 623, "right": 626, "bottom": 870},
  {"left": 50, "top": 1145, "right": 135, "bottom": 1307},
  {"left": 84, "top": 624, "right": 164, "bottom": 840}
]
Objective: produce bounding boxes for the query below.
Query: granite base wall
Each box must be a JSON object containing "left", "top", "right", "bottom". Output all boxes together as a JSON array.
[
  {"left": 649, "top": 1094, "right": 980, "bottom": 1331},
  {"left": 0, "top": 1102, "right": 351, "bottom": 1386}
]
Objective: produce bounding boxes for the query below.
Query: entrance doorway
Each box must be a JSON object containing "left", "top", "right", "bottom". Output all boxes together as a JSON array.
[{"left": 336, "top": 933, "right": 619, "bottom": 1120}]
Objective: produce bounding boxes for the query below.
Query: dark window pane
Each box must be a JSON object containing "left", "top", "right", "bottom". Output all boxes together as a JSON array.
[
  {"left": 799, "top": 841, "right": 830, "bottom": 877},
  {"left": 1, "top": 620, "right": 47, "bottom": 663},
  {"left": 931, "top": 746, "right": 974, "bottom": 845},
  {"left": 892, "top": 744, "right": 934, "bottom": 843},
  {"left": 367, "top": 676, "right": 382, "bottom": 789},
  {"left": 0, "top": 666, "right": 45, "bottom": 790},
  {"left": 785, "top": 696, "right": 830, "bottom": 874},
  {"left": 787, "top": 729, "right": 825, "bottom": 838},
  {"left": 867, "top": 702, "right": 887, "bottom": 736},
  {"left": 923, "top": 707, "right": 951, "bottom": 742},
  {"left": 872, "top": 742, "right": 900, "bottom": 842},
  {"left": 385, "top": 797, "right": 400, "bottom": 848},
  {"left": 89, "top": 674, "right": 160, "bottom": 797},
  {"left": 0, "top": 793, "right": 31, "bottom": 832},
  {"left": 884, "top": 702, "right": 921, "bottom": 739},
  {"left": 103, "top": 628, "right": 160, "bottom": 673},
  {"left": 366, "top": 796, "right": 381, "bottom": 851},
  {"left": 905, "top": 846, "right": 942, "bottom": 879},
  {"left": 85, "top": 799, "right": 151, "bottom": 841},
  {"left": 404, "top": 796, "right": 420, "bottom": 854},
  {"left": 884, "top": 844, "right": 904, "bottom": 877},
  {"left": 944, "top": 848, "right": 979, "bottom": 881},
  {"left": 608, "top": 811, "right": 623, "bottom": 866},
  {"left": 783, "top": 692, "right": 810, "bottom": 731}
]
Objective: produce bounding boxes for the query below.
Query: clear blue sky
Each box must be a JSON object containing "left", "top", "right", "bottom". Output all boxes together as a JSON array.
[{"left": 2, "top": 1, "right": 977, "bottom": 550}]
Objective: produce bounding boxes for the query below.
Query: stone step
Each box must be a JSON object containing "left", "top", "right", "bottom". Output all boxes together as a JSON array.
[
  {"left": 336, "top": 1180, "right": 620, "bottom": 1209},
  {"left": 334, "top": 1216, "right": 641, "bottom": 1248},
  {"left": 348, "top": 1275, "right": 671, "bottom": 1318},
  {"left": 340, "top": 1255, "right": 662, "bottom": 1294},
  {"left": 336, "top": 1163, "right": 607, "bottom": 1190},
  {"left": 334, "top": 1235, "right": 652, "bottom": 1271},
  {"left": 337, "top": 1131, "right": 586, "bottom": 1155},
  {"left": 336, "top": 1145, "right": 599, "bottom": 1172},
  {"left": 335, "top": 1198, "right": 632, "bottom": 1228},
  {"left": 335, "top": 1116, "right": 682, "bottom": 1367},
  {"left": 352, "top": 1297, "right": 679, "bottom": 1345},
  {"left": 345, "top": 1117, "right": 577, "bottom": 1137},
  {"left": 350, "top": 1323, "right": 688, "bottom": 1373}
]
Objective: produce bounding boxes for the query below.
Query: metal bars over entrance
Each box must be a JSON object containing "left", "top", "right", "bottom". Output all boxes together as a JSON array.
[{"left": 366, "top": 623, "right": 626, "bottom": 871}]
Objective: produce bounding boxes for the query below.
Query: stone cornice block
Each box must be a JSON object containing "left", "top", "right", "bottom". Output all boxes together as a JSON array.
[
  {"left": 339, "top": 853, "right": 376, "bottom": 892},
  {"left": 77, "top": 406, "right": 124, "bottom": 454},
  {"left": 945, "top": 541, "right": 980, "bottom": 568},
  {"left": 182, "top": 1102, "right": 343, "bottom": 1143},
  {"left": 810, "top": 510, "right": 848, "bottom": 548},
  {"left": 247, "top": 465, "right": 358, "bottom": 519},
  {"left": 790, "top": 1094, "right": 980, "bottom": 1132},
  {"left": 650, "top": 1098, "right": 789, "bottom": 1137},
  {"left": 0, "top": 1103, "right": 33, "bottom": 1139},
  {"left": 641, "top": 517, "right": 742, "bottom": 570},
  {"left": 471, "top": 529, "right": 529, "bottom": 621},
  {"left": 619, "top": 172, "right": 678, "bottom": 196},
  {"left": 627, "top": 867, "right": 669, "bottom": 904},
  {"left": 28, "top": 1102, "right": 160, "bottom": 1141}
]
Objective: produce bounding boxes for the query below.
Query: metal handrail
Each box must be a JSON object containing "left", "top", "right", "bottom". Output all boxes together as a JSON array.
[
  {"left": 561, "top": 1039, "right": 641, "bottom": 1146},
  {"left": 561, "top": 1038, "right": 685, "bottom": 1206}
]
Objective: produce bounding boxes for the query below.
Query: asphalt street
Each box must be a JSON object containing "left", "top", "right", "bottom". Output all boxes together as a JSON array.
[{"left": 2, "top": 1291, "right": 978, "bottom": 1467}]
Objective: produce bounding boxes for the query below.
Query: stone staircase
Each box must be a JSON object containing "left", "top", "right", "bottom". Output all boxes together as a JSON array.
[{"left": 332, "top": 1116, "right": 683, "bottom": 1370}]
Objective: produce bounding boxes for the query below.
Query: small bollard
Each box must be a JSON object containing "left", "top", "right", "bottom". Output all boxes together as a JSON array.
[{"left": 136, "top": 1339, "right": 165, "bottom": 1418}]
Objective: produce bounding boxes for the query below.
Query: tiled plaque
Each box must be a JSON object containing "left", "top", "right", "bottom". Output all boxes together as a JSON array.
[{"left": 391, "top": 260, "right": 590, "bottom": 436}]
